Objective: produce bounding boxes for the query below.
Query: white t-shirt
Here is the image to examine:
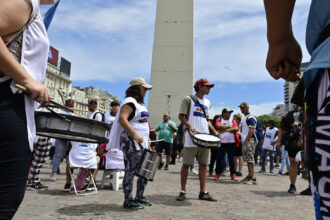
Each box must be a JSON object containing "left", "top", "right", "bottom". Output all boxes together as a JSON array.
[
  {"left": 69, "top": 142, "right": 97, "bottom": 169},
  {"left": 107, "top": 97, "right": 150, "bottom": 150},
  {"left": 262, "top": 127, "right": 278, "bottom": 151},
  {"left": 184, "top": 96, "right": 210, "bottom": 148},
  {"left": 90, "top": 111, "right": 103, "bottom": 121},
  {"left": 220, "top": 119, "right": 235, "bottom": 144}
]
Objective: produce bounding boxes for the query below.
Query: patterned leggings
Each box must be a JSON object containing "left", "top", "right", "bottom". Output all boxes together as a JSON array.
[
  {"left": 28, "top": 137, "right": 51, "bottom": 183},
  {"left": 120, "top": 131, "right": 148, "bottom": 204}
]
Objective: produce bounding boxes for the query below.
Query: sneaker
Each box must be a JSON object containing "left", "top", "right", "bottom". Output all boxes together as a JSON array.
[
  {"left": 285, "top": 172, "right": 290, "bottom": 175},
  {"left": 123, "top": 201, "right": 144, "bottom": 210},
  {"left": 164, "top": 165, "right": 169, "bottom": 170},
  {"left": 158, "top": 162, "right": 164, "bottom": 170},
  {"left": 169, "top": 161, "right": 175, "bottom": 165},
  {"left": 236, "top": 172, "right": 242, "bottom": 177},
  {"left": 214, "top": 174, "right": 220, "bottom": 180},
  {"left": 56, "top": 167, "right": 61, "bottom": 175},
  {"left": 50, "top": 173, "right": 56, "bottom": 181},
  {"left": 258, "top": 169, "right": 265, "bottom": 173},
  {"left": 288, "top": 184, "right": 296, "bottom": 193},
  {"left": 279, "top": 171, "right": 283, "bottom": 175},
  {"left": 176, "top": 191, "right": 186, "bottom": 201},
  {"left": 87, "top": 183, "right": 97, "bottom": 191},
  {"left": 244, "top": 177, "right": 257, "bottom": 185},
  {"left": 241, "top": 175, "right": 251, "bottom": 183},
  {"left": 191, "top": 169, "right": 199, "bottom": 175},
  {"left": 269, "top": 170, "right": 273, "bottom": 173},
  {"left": 198, "top": 192, "right": 217, "bottom": 202},
  {"left": 63, "top": 183, "right": 71, "bottom": 192},
  {"left": 31, "top": 182, "right": 48, "bottom": 190},
  {"left": 300, "top": 187, "right": 312, "bottom": 196},
  {"left": 231, "top": 174, "right": 238, "bottom": 181},
  {"left": 274, "top": 164, "right": 280, "bottom": 168},
  {"left": 208, "top": 170, "right": 213, "bottom": 177},
  {"left": 135, "top": 197, "right": 152, "bottom": 206}
]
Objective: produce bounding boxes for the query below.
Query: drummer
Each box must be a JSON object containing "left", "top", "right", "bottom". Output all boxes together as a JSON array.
[
  {"left": 176, "top": 78, "right": 219, "bottom": 202},
  {"left": 107, "top": 77, "right": 152, "bottom": 210},
  {"left": 0, "top": 0, "right": 53, "bottom": 218}
]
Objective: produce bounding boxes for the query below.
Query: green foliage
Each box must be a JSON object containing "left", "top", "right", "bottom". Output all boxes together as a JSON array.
[{"left": 257, "top": 114, "right": 281, "bottom": 128}]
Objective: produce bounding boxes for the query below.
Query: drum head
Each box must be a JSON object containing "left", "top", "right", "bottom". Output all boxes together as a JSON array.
[{"left": 194, "top": 133, "right": 220, "bottom": 142}]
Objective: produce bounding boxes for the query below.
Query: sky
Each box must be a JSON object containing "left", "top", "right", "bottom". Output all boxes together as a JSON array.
[{"left": 41, "top": 0, "right": 311, "bottom": 118}]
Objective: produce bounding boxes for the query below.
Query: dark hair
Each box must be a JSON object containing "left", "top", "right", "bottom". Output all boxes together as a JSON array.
[
  {"left": 125, "top": 85, "right": 144, "bottom": 103},
  {"left": 194, "top": 86, "right": 199, "bottom": 93}
]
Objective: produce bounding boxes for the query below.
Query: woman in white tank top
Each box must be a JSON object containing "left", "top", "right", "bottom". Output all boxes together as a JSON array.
[{"left": 0, "top": 1, "right": 54, "bottom": 218}]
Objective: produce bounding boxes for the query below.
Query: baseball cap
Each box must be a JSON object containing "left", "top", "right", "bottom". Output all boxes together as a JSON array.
[
  {"left": 88, "top": 99, "right": 97, "bottom": 105},
  {"left": 129, "top": 77, "right": 152, "bottom": 89},
  {"left": 194, "top": 78, "right": 214, "bottom": 89},
  {"left": 222, "top": 108, "right": 234, "bottom": 114},
  {"left": 238, "top": 102, "right": 249, "bottom": 108},
  {"left": 110, "top": 100, "right": 120, "bottom": 106}
]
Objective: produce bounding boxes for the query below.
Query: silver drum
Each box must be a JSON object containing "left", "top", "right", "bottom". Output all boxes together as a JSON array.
[{"left": 136, "top": 149, "right": 160, "bottom": 181}]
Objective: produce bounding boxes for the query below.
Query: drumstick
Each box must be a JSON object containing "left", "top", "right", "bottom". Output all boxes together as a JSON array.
[
  {"left": 15, "top": 84, "right": 74, "bottom": 113},
  {"left": 148, "top": 139, "right": 164, "bottom": 143}
]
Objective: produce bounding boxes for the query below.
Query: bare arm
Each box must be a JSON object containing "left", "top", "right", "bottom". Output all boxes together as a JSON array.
[
  {"left": 276, "top": 128, "right": 284, "bottom": 150},
  {"left": 244, "top": 127, "right": 255, "bottom": 144},
  {"left": 263, "top": 0, "right": 302, "bottom": 82},
  {"left": 118, "top": 104, "right": 143, "bottom": 143},
  {"left": 0, "top": 0, "right": 50, "bottom": 103}
]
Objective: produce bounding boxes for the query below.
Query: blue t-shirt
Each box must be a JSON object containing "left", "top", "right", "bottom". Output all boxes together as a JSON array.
[
  {"left": 155, "top": 120, "right": 177, "bottom": 144},
  {"left": 305, "top": 1, "right": 330, "bottom": 88}
]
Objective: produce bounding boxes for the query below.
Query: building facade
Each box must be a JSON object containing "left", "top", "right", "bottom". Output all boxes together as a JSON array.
[{"left": 270, "top": 104, "right": 286, "bottom": 117}]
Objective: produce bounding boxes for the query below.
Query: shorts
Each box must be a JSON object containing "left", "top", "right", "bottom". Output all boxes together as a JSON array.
[
  {"left": 286, "top": 145, "right": 301, "bottom": 158},
  {"left": 242, "top": 139, "right": 256, "bottom": 163},
  {"left": 235, "top": 145, "right": 242, "bottom": 157},
  {"left": 156, "top": 141, "right": 173, "bottom": 155},
  {"left": 182, "top": 147, "right": 209, "bottom": 165}
]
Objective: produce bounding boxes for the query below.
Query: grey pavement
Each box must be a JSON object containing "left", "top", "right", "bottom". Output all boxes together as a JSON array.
[{"left": 15, "top": 158, "right": 314, "bottom": 220}]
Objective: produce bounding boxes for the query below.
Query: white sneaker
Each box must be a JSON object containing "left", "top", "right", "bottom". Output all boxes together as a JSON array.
[
  {"left": 50, "top": 173, "right": 56, "bottom": 181},
  {"left": 191, "top": 169, "right": 199, "bottom": 175}
]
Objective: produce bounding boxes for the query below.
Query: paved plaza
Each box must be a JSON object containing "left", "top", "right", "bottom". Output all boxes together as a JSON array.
[{"left": 16, "top": 158, "right": 314, "bottom": 220}]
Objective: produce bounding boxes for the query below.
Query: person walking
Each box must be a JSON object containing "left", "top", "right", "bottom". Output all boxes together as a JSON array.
[
  {"left": 155, "top": 114, "right": 177, "bottom": 170},
  {"left": 233, "top": 114, "right": 243, "bottom": 176}
]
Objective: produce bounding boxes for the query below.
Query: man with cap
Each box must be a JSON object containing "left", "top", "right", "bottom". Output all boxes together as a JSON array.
[
  {"left": 239, "top": 102, "right": 257, "bottom": 185},
  {"left": 176, "top": 78, "right": 219, "bottom": 202},
  {"left": 214, "top": 108, "right": 239, "bottom": 181}
]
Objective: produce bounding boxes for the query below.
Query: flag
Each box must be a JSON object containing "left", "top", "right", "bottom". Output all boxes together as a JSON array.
[{"left": 43, "top": 0, "right": 61, "bottom": 31}]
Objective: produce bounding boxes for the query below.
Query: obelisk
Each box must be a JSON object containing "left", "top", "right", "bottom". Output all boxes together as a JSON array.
[{"left": 148, "top": 0, "right": 194, "bottom": 127}]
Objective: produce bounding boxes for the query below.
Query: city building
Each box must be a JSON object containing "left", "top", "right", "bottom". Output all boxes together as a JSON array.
[
  {"left": 270, "top": 104, "right": 286, "bottom": 117},
  {"left": 284, "top": 62, "right": 309, "bottom": 112}
]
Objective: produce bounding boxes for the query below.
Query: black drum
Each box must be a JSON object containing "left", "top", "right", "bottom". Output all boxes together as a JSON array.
[
  {"left": 136, "top": 149, "right": 160, "bottom": 181},
  {"left": 35, "top": 111, "right": 110, "bottom": 143}
]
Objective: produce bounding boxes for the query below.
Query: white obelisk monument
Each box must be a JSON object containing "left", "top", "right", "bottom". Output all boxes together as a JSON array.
[{"left": 148, "top": 0, "right": 194, "bottom": 127}]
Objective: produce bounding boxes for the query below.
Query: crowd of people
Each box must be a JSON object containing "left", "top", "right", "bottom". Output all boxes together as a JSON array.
[{"left": 0, "top": 0, "right": 329, "bottom": 219}]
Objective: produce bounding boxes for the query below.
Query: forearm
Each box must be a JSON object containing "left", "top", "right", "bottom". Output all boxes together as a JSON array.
[
  {"left": 264, "top": 0, "right": 296, "bottom": 45},
  {"left": 245, "top": 128, "right": 255, "bottom": 141},
  {"left": 179, "top": 114, "right": 191, "bottom": 129},
  {"left": 119, "top": 117, "right": 138, "bottom": 138}
]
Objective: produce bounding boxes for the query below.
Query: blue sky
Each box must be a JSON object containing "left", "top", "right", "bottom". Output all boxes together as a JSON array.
[{"left": 41, "top": 0, "right": 311, "bottom": 117}]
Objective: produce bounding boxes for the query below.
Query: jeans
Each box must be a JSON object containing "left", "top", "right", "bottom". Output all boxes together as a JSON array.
[
  {"left": 215, "top": 143, "right": 236, "bottom": 175},
  {"left": 261, "top": 149, "right": 274, "bottom": 171},
  {"left": 52, "top": 139, "right": 68, "bottom": 173},
  {"left": 208, "top": 148, "right": 217, "bottom": 173},
  {"left": 279, "top": 145, "right": 290, "bottom": 173},
  {"left": 0, "top": 81, "right": 32, "bottom": 219}
]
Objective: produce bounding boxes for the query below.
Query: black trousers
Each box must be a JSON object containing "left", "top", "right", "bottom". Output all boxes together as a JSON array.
[{"left": 0, "top": 81, "right": 32, "bottom": 219}]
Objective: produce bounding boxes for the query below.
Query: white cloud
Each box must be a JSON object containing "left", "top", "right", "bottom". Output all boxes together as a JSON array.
[{"left": 209, "top": 101, "right": 282, "bottom": 118}]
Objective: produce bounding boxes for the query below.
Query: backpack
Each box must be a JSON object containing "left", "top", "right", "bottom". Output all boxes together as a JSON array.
[
  {"left": 247, "top": 115, "right": 263, "bottom": 142},
  {"left": 212, "top": 115, "right": 221, "bottom": 128},
  {"left": 93, "top": 111, "right": 105, "bottom": 122},
  {"left": 174, "top": 123, "right": 185, "bottom": 147}
]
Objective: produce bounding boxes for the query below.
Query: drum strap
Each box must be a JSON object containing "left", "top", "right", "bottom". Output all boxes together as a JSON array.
[{"left": 189, "top": 95, "right": 208, "bottom": 119}]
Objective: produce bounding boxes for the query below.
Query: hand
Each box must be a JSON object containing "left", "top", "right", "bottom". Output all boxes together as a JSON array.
[
  {"left": 168, "top": 123, "right": 174, "bottom": 129},
  {"left": 266, "top": 36, "right": 302, "bottom": 82},
  {"left": 243, "top": 139, "right": 248, "bottom": 145},
  {"left": 22, "top": 78, "right": 51, "bottom": 104},
  {"left": 188, "top": 125, "right": 196, "bottom": 138},
  {"left": 214, "top": 131, "right": 220, "bottom": 137},
  {"left": 133, "top": 133, "right": 143, "bottom": 144}
]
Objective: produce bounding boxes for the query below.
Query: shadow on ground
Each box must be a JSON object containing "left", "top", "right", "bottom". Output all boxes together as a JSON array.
[
  {"left": 250, "top": 190, "right": 297, "bottom": 197},
  {"left": 146, "top": 194, "right": 192, "bottom": 207},
  {"left": 57, "top": 204, "right": 125, "bottom": 216}
]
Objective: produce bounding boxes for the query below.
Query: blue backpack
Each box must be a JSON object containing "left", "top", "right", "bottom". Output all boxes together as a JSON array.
[{"left": 247, "top": 115, "right": 263, "bottom": 142}]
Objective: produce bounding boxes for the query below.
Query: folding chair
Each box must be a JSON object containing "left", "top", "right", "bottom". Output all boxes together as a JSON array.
[{"left": 69, "top": 167, "right": 98, "bottom": 196}]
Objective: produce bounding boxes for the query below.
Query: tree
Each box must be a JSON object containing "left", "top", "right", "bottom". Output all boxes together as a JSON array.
[{"left": 258, "top": 114, "right": 281, "bottom": 127}]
